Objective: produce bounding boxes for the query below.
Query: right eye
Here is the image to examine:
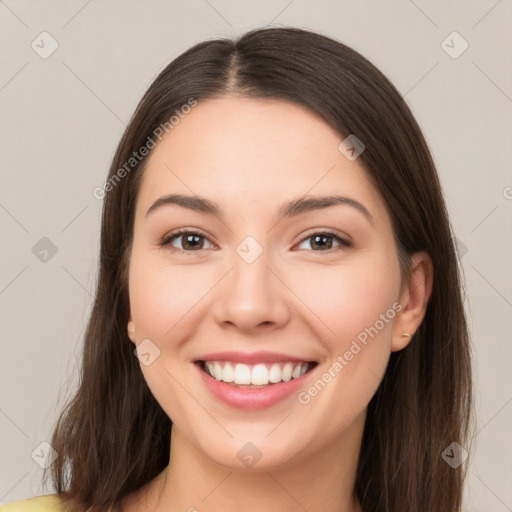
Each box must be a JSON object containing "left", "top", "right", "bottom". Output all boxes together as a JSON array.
[{"left": 160, "top": 229, "right": 216, "bottom": 252}]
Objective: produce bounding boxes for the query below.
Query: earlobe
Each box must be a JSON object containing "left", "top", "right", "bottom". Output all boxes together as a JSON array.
[
  {"left": 392, "top": 331, "right": 414, "bottom": 352},
  {"left": 391, "top": 251, "right": 433, "bottom": 352},
  {"left": 127, "top": 318, "right": 136, "bottom": 343}
]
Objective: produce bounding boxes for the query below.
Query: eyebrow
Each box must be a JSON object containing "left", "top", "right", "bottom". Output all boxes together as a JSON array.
[{"left": 145, "top": 193, "right": 374, "bottom": 225}]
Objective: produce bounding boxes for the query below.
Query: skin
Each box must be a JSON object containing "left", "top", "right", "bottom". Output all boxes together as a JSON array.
[{"left": 123, "top": 96, "right": 433, "bottom": 512}]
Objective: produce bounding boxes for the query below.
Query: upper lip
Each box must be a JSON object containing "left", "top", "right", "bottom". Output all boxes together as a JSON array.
[{"left": 193, "top": 351, "right": 317, "bottom": 364}]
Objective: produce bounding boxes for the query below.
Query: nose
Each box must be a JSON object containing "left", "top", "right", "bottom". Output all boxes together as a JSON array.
[{"left": 211, "top": 248, "right": 291, "bottom": 333}]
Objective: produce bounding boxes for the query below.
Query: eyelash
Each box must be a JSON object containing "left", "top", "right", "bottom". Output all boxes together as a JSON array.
[{"left": 159, "top": 229, "right": 352, "bottom": 253}]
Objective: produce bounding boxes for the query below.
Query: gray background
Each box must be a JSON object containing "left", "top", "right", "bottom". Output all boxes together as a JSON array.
[{"left": 1, "top": 0, "right": 511, "bottom": 510}]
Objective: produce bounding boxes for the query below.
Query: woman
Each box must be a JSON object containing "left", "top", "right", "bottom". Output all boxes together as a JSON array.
[{"left": 1, "top": 26, "right": 473, "bottom": 512}]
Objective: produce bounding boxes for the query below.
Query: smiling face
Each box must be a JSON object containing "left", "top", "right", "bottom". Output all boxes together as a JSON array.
[{"left": 126, "top": 95, "right": 416, "bottom": 471}]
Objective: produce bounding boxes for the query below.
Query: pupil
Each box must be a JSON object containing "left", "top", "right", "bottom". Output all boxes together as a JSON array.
[
  {"left": 312, "top": 235, "right": 332, "bottom": 250},
  {"left": 184, "top": 234, "right": 202, "bottom": 250}
]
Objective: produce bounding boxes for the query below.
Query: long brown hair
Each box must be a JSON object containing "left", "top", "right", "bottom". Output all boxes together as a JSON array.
[{"left": 44, "top": 27, "right": 474, "bottom": 512}]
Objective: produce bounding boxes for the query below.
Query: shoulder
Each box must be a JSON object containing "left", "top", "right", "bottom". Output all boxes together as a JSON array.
[{"left": 0, "top": 494, "right": 65, "bottom": 512}]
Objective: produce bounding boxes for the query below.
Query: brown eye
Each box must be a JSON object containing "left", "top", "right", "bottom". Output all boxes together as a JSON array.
[
  {"left": 296, "top": 231, "right": 352, "bottom": 251},
  {"left": 161, "top": 230, "right": 214, "bottom": 251}
]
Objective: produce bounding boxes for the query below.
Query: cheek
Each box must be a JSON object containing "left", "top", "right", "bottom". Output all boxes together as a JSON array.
[
  {"left": 128, "top": 253, "right": 216, "bottom": 342},
  {"left": 289, "top": 260, "right": 401, "bottom": 436},
  {"left": 291, "top": 258, "right": 400, "bottom": 348},
  {"left": 127, "top": 253, "right": 212, "bottom": 424}
]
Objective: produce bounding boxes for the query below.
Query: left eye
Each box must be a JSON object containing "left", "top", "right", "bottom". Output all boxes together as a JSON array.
[
  {"left": 160, "top": 230, "right": 351, "bottom": 252},
  {"left": 295, "top": 232, "right": 351, "bottom": 251}
]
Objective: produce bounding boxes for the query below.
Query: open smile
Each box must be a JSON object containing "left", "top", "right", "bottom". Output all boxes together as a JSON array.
[{"left": 193, "top": 354, "right": 319, "bottom": 409}]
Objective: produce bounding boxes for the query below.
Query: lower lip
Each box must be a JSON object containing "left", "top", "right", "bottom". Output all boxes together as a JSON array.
[{"left": 195, "top": 363, "right": 315, "bottom": 410}]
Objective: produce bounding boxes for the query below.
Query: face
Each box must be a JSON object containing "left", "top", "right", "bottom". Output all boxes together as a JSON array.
[{"left": 127, "top": 96, "right": 414, "bottom": 471}]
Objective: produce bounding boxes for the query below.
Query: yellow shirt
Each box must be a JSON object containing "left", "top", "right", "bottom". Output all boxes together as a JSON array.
[{"left": 0, "top": 495, "right": 64, "bottom": 512}]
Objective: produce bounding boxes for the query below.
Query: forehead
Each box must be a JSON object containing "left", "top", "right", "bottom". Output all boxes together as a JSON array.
[{"left": 135, "top": 96, "right": 388, "bottom": 224}]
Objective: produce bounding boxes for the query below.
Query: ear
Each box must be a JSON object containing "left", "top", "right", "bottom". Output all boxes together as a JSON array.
[
  {"left": 391, "top": 251, "right": 434, "bottom": 352},
  {"left": 127, "top": 316, "right": 136, "bottom": 344}
]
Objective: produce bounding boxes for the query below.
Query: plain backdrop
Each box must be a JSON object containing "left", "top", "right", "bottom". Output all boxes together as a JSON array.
[{"left": 0, "top": 0, "right": 511, "bottom": 510}]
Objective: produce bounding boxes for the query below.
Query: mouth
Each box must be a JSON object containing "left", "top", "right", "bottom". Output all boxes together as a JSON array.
[
  {"left": 197, "top": 360, "right": 318, "bottom": 389},
  {"left": 192, "top": 351, "right": 320, "bottom": 409}
]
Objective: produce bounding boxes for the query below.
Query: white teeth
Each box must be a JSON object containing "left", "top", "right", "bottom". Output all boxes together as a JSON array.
[
  {"left": 203, "top": 361, "right": 311, "bottom": 385},
  {"left": 268, "top": 363, "right": 281, "bottom": 383},
  {"left": 222, "top": 362, "right": 234, "bottom": 382},
  {"left": 281, "top": 363, "right": 293, "bottom": 382},
  {"left": 251, "top": 364, "right": 269, "bottom": 385},
  {"left": 213, "top": 361, "right": 223, "bottom": 380},
  {"left": 234, "top": 363, "right": 251, "bottom": 384},
  {"left": 292, "top": 364, "right": 302, "bottom": 379}
]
